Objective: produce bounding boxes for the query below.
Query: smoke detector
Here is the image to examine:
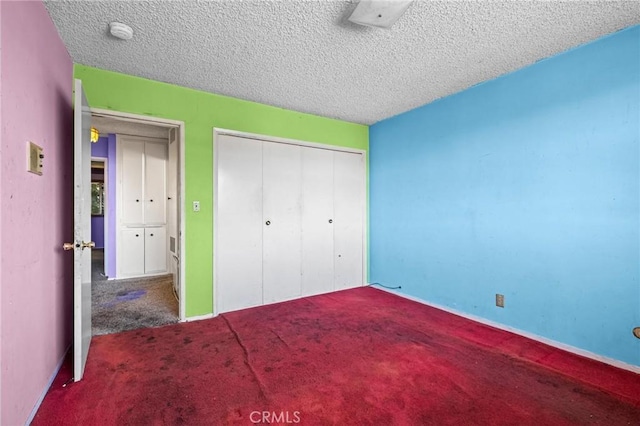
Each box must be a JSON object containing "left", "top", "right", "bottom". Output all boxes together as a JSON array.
[
  {"left": 109, "top": 22, "right": 134, "bottom": 40},
  {"left": 348, "top": 0, "right": 414, "bottom": 29}
]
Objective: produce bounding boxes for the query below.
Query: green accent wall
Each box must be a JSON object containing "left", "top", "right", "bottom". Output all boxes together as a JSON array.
[{"left": 75, "top": 65, "right": 369, "bottom": 317}]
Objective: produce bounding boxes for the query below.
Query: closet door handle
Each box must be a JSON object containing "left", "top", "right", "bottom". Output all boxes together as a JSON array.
[
  {"left": 328, "top": 219, "right": 333, "bottom": 224},
  {"left": 265, "top": 220, "right": 271, "bottom": 226}
]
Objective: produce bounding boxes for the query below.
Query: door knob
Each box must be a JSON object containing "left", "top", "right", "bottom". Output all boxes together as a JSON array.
[
  {"left": 265, "top": 220, "right": 271, "bottom": 226},
  {"left": 63, "top": 241, "right": 93, "bottom": 250}
]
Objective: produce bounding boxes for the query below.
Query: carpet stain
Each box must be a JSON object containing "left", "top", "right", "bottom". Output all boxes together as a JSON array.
[
  {"left": 102, "top": 289, "right": 147, "bottom": 308},
  {"left": 92, "top": 274, "right": 178, "bottom": 335}
]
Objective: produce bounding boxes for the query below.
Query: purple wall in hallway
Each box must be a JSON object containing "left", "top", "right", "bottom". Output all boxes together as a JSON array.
[
  {"left": 91, "top": 136, "right": 108, "bottom": 250},
  {"left": 107, "top": 133, "right": 117, "bottom": 278},
  {"left": 91, "top": 216, "right": 105, "bottom": 248},
  {"left": 92, "top": 135, "right": 108, "bottom": 158},
  {"left": 90, "top": 134, "right": 116, "bottom": 276}
]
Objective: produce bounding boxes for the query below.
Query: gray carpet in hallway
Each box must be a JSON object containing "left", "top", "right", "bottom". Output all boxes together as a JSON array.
[{"left": 92, "top": 274, "right": 179, "bottom": 336}]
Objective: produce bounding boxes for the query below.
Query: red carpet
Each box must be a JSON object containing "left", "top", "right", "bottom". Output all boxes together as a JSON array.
[{"left": 33, "top": 287, "right": 640, "bottom": 425}]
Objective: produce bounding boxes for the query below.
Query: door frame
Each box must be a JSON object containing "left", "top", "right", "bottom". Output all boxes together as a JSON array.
[
  {"left": 92, "top": 108, "right": 186, "bottom": 321},
  {"left": 90, "top": 156, "right": 108, "bottom": 271},
  {"left": 212, "top": 128, "right": 368, "bottom": 316}
]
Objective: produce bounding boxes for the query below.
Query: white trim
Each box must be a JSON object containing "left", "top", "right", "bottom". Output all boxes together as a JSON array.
[
  {"left": 213, "top": 128, "right": 367, "bottom": 155},
  {"left": 26, "top": 345, "right": 71, "bottom": 425},
  {"left": 213, "top": 131, "right": 220, "bottom": 316},
  {"left": 371, "top": 286, "right": 640, "bottom": 374},
  {"left": 178, "top": 124, "right": 186, "bottom": 321},
  {"left": 90, "top": 108, "right": 186, "bottom": 321},
  {"left": 213, "top": 128, "right": 368, "bottom": 316},
  {"left": 183, "top": 313, "right": 215, "bottom": 322},
  {"left": 92, "top": 108, "right": 183, "bottom": 128}
]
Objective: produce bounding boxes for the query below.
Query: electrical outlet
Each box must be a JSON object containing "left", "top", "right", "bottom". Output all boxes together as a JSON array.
[
  {"left": 193, "top": 201, "right": 200, "bottom": 212},
  {"left": 496, "top": 294, "right": 505, "bottom": 308}
]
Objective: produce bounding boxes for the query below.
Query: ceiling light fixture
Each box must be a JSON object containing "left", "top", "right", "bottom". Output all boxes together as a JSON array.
[
  {"left": 348, "top": 0, "right": 414, "bottom": 29},
  {"left": 109, "top": 22, "right": 134, "bottom": 40},
  {"left": 91, "top": 127, "right": 100, "bottom": 143}
]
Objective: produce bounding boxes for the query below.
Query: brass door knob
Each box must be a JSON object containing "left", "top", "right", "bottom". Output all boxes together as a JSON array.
[
  {"left": 63, "top": 242, "right": 75, "bottom": 251},
  {"left": 81, "top": 241, "right": 95, "bottom": 249}
]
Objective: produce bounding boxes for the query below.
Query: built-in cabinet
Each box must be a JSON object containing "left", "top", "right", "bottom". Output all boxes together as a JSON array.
[
  {"left": 216, "top": 133, "right": 366, "bottom": 314},
  {"left": 117, "top": 136, "right": 168, "bottom": 278}
]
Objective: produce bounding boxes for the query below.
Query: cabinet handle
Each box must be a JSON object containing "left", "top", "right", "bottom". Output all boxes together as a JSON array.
[
  {"left": 265, "top": 220, "right": 271, "bottom": 226},
  {"left": 150, "top": 233, "right": 154, "bottom": 237},
  {"left": 329, "top": 219, "right": 333, "bottom": 224},
  {"left": 135, "top": 234, "right": 139, "bottom": 237},
  {"left": 150, "top": 199, "right": 154, "bottom": 202},
  {"left": 136, "top": 199, "right": 139, "bottom": 202}
]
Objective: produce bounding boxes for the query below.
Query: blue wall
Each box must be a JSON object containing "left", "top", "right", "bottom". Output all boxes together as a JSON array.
[
  {"left": 370, "top": 26, "right": 639, "bottom": 366},
  {"left": 91, "top": 136, "right": 109, "bottom": 249}
]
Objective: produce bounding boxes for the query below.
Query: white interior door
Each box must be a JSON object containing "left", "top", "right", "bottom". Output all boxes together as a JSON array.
[
  {"left": 217, "top": 135, "right": 263, "bottom": 313},
  {"left": 301, "top": 148, "right": 335, "bottom": 296},
  {"left": 262, "top": 142, "right": 302, "bottom": 304},
  {"left": 72, "top": 79, "right": 93, "bottom": 381},
  {"left": 333, "top": 151, "right": 365, "bottom": 290}
]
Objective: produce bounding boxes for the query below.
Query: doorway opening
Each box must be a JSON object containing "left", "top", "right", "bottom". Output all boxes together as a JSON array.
[{"left": 89, "top": 110, "right": 185, "bottom": 335}]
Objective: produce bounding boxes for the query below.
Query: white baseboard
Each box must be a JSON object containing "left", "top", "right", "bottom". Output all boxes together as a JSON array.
[
  {"left": 182, "top": 313, "right": 215, "bottom": 323},
  {"left": 26, "top": 344, "right": 71, "bottom": 425},
  {"left": 370, "top": 286, "right": 640, "bottom": 374}
]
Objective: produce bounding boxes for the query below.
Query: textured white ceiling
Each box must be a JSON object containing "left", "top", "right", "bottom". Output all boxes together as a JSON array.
[{"left": 44, "top": 1, "right": 640, "bottom": 125}]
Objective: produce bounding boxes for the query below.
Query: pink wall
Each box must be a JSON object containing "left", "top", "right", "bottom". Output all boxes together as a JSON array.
[{"left": 0, "top": 2, "right": 74, "bottom": 424}]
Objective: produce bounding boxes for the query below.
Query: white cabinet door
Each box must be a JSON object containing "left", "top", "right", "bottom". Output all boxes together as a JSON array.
[
  {"left": 333, "top": 151, "right": 365, "bottom": 290},
  {"left": 145, "top": 226, "right": 167, "bottom": 274},
  {"left": 217, "top": 135, "right": 264, "bottom": 313},
  {"left": 301, "top": 148, "right": 335, "bottom": 296},
  {"left": 120, "top": 227, "right": 145, "bottom": 277},
  {"left": 144, "top": 142, "right": 167, "bottom": 225},
  {"left": 120, "top": 141, "right": 144, "bottom": 225},
  {"left": 262, "top": 141, "right": 303, "bottom": 304}
]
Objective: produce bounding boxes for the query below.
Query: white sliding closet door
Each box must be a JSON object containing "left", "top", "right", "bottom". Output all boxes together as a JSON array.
[
  {"left": 217, "top": 135, "right": 264, "bottom": 313},
  {"left": 301, "top": 148, "right": 334, "bottom": 296},
  {"left": 262, "top": 142, "right": 302, "bottom": 304},
  {"left": 333, "top": 151, "right": 365, "bottom": 290}
]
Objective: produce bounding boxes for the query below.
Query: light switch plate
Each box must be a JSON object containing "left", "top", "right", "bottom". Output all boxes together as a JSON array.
[
  {"left": 27, "top": 142, "right": 43, "bottom": 175},
  {"left": 193, "top": 201, "right": 200, "bottom": 212}
]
